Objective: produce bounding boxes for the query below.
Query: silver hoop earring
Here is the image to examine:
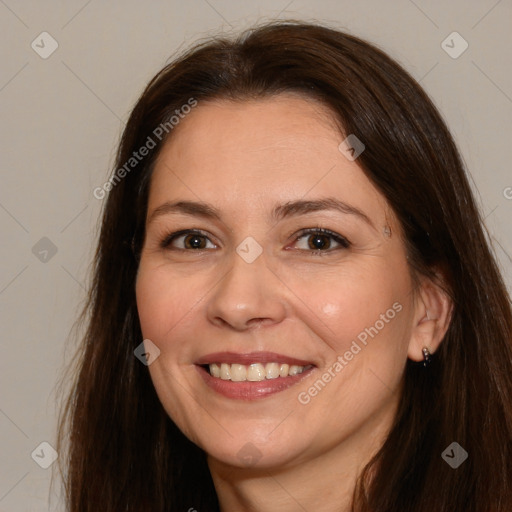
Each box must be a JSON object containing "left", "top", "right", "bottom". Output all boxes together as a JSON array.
[{"left": 422, "top": 347, "right": 431, "bottom": 367}]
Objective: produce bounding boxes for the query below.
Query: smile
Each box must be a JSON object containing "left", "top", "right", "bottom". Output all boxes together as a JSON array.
[
  {"left": 195, "top": 351, "right": 316, "bottom": 400},
  {"left": 207, "top": 362, "right": 313, "bottom": 381}
]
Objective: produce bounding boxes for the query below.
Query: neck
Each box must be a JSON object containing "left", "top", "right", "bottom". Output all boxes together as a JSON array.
[
  {"left": 207, "top": 401, "right": 396, "bottom": 512},
  {"left": 210, "top": 458, "right": 356, "bottom": 512}
]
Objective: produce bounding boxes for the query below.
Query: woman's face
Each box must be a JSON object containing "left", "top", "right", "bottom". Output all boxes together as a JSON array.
[{"left": 136, "top": 94, "right": 421, "bottom": 470}]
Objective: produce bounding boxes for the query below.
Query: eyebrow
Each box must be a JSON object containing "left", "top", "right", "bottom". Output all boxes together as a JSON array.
[{"left": 147, "top": 198, "right": 375, "bottom": 229}]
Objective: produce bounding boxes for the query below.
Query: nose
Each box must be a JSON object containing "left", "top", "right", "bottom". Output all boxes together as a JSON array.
[{"left": 206, "top": 250, "right": 287, "bottom": 332}]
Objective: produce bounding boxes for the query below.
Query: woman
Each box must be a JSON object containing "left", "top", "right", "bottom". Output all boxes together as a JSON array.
[{"left": 56, "top": 21, "right": 512, "bottom": 511}]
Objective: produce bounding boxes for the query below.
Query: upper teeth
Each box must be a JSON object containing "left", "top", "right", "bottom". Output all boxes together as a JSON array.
[{"left": 209, "top": 362, "right": 307, "bottom": 381}]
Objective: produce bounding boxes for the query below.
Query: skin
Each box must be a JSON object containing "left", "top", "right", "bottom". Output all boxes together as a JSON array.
[{"left": 135, "top": 94, "right": 452, "bottom": 511}]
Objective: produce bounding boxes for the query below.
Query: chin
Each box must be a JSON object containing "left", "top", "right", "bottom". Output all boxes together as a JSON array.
[{"left": 201, "top": 431, "right": 312, "bottom": 470}]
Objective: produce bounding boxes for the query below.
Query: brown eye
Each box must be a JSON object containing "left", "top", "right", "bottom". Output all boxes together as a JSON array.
[
  {"left": 160, "top": 230, "right": 216, "bottom": 250},
  {"left": 182, "top": 234, "right": 207, "bottom": 249},
  {"left": 293, "top": 228, "right": 350, "bottom": 253},
  {"left": 307, "top": 233, "right": 332, "bottom": 250}
]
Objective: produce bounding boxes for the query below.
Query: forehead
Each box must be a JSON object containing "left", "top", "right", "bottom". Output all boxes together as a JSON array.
[{"left": 148, "top": 94, "right": 390, "bottom": 225}]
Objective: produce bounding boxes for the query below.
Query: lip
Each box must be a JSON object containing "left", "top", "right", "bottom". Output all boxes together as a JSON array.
[
  {"left": 195, "top": 351, "right": 315, "bottom": 366},
  {"left": 195, "top": 364, "right": 316, "bottom": 400}
]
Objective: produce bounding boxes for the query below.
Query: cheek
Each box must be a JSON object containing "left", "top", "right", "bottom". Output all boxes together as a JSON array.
[
  {"left": 135, "top": 265, "right": 204, "bottom": 437},
  {"left": 284, "top": 266, "right": 413, "bottom": 404},
  {"left": 135, "top": 264, "right": 199, "bottom": 342},
  {"left": 296, "top": 276, "right": 410, "bottom": 422},
  {"left": 323, "top": 292, "right": 399, "bottom": 335},
  {"left": 285, "top": 263, "right": 408, "bottom": 353}
]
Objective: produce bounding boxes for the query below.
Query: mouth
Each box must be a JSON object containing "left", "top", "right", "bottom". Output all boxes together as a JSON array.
[
  {"left": 194, "top": 351, "right": 316, "bottom": 400},
  {"left": 200, "top": 362, "right": 314, "bottom": 381}
]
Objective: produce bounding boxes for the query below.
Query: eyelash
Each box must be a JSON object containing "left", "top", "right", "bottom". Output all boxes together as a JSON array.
[{"left": 159, "top": 227, "right": 351, "bottom": 255}]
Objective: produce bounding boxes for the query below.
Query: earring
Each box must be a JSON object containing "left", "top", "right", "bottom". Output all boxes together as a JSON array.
[{"left": 422, "top": 347, "right": 431, "bottom": 367}]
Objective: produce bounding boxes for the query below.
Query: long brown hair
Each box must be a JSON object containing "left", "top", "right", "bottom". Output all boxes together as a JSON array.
[{"left": 55, "top": 21, "right": 512, "bottom": 511}]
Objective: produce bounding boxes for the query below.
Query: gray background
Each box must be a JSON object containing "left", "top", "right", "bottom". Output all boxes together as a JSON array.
[{"left": 1, "top": 0, "right": 511, "bottom": 509}]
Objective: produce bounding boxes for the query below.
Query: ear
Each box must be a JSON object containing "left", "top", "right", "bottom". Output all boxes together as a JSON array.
[{"left": 407, "top": 274, "right": 453, "bottom": 362}]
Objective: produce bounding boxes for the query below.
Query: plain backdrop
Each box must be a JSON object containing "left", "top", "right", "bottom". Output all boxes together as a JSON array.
[{"left": 1, "top": 0, "right": 511, "bottom": 509}]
